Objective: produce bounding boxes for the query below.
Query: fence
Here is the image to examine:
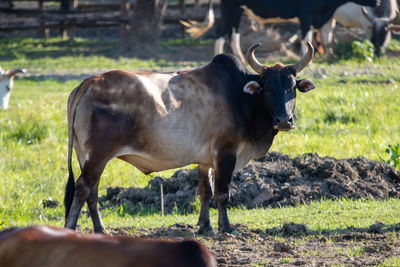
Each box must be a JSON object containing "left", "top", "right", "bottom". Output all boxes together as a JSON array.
[{"left": 0, "top": 0, "right": 216, "bottom": 39}]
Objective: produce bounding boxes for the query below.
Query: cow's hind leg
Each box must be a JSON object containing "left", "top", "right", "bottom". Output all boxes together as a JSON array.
[
  {"left": 197, "top": 165, "right": 215, "bottom": 235},
  {"left": 87, "top": 185, "right": 106, "bottom": 233},
  {"left": 65, "top": 158, "right": 107, "bottom": 232},
  {"left": 214, "top": 152, "right": 236, "bottom": 233}
]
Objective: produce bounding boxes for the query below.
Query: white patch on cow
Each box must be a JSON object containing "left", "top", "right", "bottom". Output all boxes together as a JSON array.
[
  {"left": 38, "top": 226, "right": 71, "bottom": 237},
  {"left": 85, "top": 153, "right": 90, "bottom": 162},
  {"left": 136, "top": 74, "right": 181, "bottom": 115},
  {"left": 0, "top": 75, "right": 12, "bottom": 109},
  {"left": 208, "top": 168, "right": 215, "bottom": 194}
]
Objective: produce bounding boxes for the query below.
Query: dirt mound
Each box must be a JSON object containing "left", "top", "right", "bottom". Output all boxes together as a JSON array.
[{"left": 104, "top": 152, "right": 400, "bottom": 213}]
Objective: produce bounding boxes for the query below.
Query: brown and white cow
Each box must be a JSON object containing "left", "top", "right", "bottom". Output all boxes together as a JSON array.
[
  {"left": 65, "top": 42, "right": 316, "bottom": 234},
  {"left": 0, "top": 225, "right": 216, "bottom": 267},
  {"left": 0, "top": 67, "right": 26, "bottom": 109}
]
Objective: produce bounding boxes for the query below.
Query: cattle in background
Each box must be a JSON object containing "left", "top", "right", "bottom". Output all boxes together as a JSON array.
[
  {"left": 0, "top": 225, "right": 217, "bottom": 267},
  {"left": 64, "top": 41, "right": 316, "bottom": 234},
  {"left": 0, "top": 67, "right": 26, "bottom": 109},
  {"left": 320, "top": 0, "right": 400, "bottom": 56},
  {"left": 182, "top": 0, "right": 379, "bottom": 62}
]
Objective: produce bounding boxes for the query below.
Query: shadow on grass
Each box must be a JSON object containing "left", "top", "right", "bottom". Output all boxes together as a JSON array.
[
  {"left": 0, "top": 37, "right": 119, "bottom": 61},
  {"left": 265, "top": 222, "right": 400, "bottom": 238},
  {"left": 0, "top": 37, "right": 215, "bottom": 63}
]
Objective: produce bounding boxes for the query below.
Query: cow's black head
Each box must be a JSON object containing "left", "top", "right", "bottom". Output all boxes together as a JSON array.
[
  {"left": 362, "top": 0, "right": 380, "bottom": 7},
  {"left": 362, "top": 7, "right": 400, "bottom": 57},
  {"left": 243, "top": 42, "right": 315, "bottom": 131},
  {"left": 354, "top": 0, "right": 380, "bottom": 8}
]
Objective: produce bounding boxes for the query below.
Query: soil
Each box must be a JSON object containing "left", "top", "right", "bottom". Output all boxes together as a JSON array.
[{"left": 107, "top": 223, "right": 400, "bottom": 266}]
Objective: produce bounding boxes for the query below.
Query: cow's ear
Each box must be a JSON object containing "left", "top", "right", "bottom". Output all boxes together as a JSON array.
[
  {"left": 296, "top": 79, "right": 315, "bottom": 93},
  {"left": 243, "top": 81, "right": 262, "bottom": 94},
  {"left": 389, "top": 24, "right": 400, "bottom": 35}
]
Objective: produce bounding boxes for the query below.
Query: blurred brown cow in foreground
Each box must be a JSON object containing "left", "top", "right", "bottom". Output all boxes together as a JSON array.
[{"left": 0, "top": 225, "right": 216, "bottom": 267}]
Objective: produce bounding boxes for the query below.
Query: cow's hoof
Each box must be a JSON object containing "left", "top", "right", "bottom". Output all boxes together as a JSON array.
[
  {"left": 219, "top": 225, "right": 237, "bottom": 234},
  {"left": 198, "top": 226, "right": 216, "bottom": 236},
  {"left": 94, "top": 228, "right": 108, "bottom": 235}
]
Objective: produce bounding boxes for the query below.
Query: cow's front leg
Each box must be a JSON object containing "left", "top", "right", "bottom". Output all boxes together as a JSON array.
[
  {"left": 197, "top": 165, "right": 215, "bottom": 235},
  {"left": 214, "top": 152, "right": 236, "bottom": 233}
]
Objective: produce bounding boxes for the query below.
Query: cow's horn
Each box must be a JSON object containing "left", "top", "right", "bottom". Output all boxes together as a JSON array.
[
  {"left": 246, "top": 43, "right": 264, "bottom": 74},
  {"left": 6, "top": 68, "right": 27, "bottom": 77},
  {"left": 390, "top": 10, "right": 399, "bottom": 23},
  {"left": 362, "top": 7, "right": 375, "bottom": 23},
  {"left": 293, "top": 41, "right": 314, "bottom": 74}
]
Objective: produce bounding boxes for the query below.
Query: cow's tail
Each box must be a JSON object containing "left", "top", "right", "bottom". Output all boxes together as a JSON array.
[
  {"left": 64, "top": 111, "right": 75, "bottom": 220},
  {"left": 179, "top": 0, "right": 214, "bottom": 39},
  {"left": 64, "top": 79, "right": 90, "bottom": 220}
]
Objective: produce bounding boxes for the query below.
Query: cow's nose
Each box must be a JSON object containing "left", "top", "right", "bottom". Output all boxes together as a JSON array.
[{"left": 273, "top": 117, "right": 295, "bottom": 131}]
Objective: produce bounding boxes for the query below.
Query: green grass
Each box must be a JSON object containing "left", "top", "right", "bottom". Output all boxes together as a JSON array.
[
  {"left": 1, "top": 37, "right": 400, "bottom": 231},
  {"left": 0, "top": 37, "right": 206, "bottom": 74},
  {"left": 379, "top": 256, "right": 400, "bottom": 267}
]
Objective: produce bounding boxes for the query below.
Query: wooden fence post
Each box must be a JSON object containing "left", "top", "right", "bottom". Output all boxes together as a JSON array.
[
  {"left": 38, "top": 0, "right": 49, "bottom": 38},
  {"left": 60, "top": 0, "right": 70, "bottom": 39},
  {"left": 179, "top": 0, "right": 185, "bottom": 38},
  {"left": 119, "top": 0, "right": 129, "bottom": 44},
  {"left": 160, "top": 184, "right": 164, "bottom": 216}
]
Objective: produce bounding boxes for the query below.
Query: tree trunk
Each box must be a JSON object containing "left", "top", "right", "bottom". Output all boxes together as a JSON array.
[{"left": 121, "top": 0, "right": 167, "bottom": 56}]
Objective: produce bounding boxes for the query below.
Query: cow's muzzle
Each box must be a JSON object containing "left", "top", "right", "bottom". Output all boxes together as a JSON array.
[{"left": 273, "top": 118, "right": 295, "bottom": 131}]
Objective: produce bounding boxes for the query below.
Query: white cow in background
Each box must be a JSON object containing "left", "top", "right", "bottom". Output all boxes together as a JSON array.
[
  {"left": 0, "top": 66, "right": 26, "bottom": 109},
  {"left": 320, "top": 0, "right": 400, "bottom": 56}
]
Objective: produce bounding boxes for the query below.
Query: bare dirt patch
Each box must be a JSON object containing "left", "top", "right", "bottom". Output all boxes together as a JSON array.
[{"left": 107, "top": 223, "right": 400, "bottom": 266}]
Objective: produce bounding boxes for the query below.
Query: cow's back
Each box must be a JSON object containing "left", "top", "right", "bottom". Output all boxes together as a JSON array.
[{"left": 0, "top": 226, "right": 216, "bottom": 267}]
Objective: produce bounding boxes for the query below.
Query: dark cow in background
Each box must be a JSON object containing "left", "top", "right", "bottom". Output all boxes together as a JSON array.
[
  {"left": 0, "top": 225, "right": 217, "bottom": 267},
  {"left": 0, "top": 67, "right": 26, "bottom": 109},
  {"left": 64, "top": 42, "right": 316, "bottom": 234},
  {"left": 320, "top": 0, "right": 400, "bottom": 56},
  {"left": 183, "top": 0, "right": 379, "bottom": 62}
]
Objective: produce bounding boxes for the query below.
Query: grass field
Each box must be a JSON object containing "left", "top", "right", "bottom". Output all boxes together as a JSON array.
[{"left": 0, "top": 37, "right": 400, "bottom": 234}]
